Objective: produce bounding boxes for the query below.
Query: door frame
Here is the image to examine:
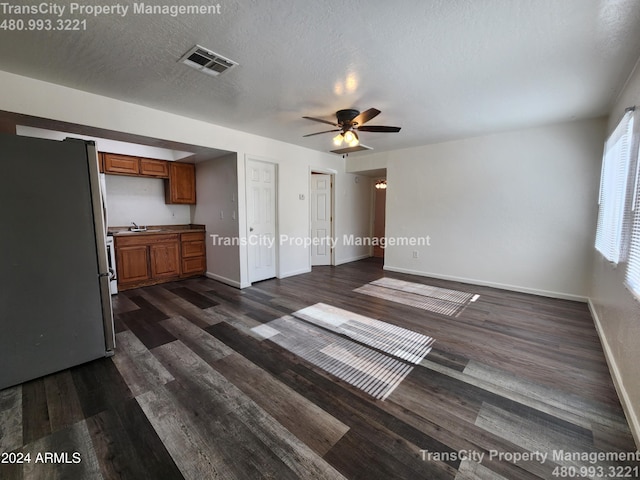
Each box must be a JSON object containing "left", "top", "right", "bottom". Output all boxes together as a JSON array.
[
  {"left": 245, "top": 155, "right": 279, "bottom": 284},
  {"left": 372, "top": 176, "right": 387, "bottom": 259},
  {"left": 309, "top": 167, "right": 336, "bottom": 267}
]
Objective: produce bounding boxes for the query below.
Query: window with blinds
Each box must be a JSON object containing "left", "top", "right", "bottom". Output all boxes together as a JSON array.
[
  {"left": 625, "top": 136, "right": 640, "bottom": 299},
  {"left": 595, "top": 110, "right": 634, "bottom": 263}
]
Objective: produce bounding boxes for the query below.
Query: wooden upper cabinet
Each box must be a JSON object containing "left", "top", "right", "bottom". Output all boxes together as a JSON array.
[
  {"left": 98, "top": 152, "right": 104, "bottom": 173},
  {"left": 166, "top": 162, "right": 196, "bottom": 205},
  {"left": 103, "top": 153, "right": 140, "bottom": 175},
  {"left": 140, "top": 158, "right": 169, "bottom": 178},
  {"left": 99, "top": 152, "right": 196, "bottom": 204},
  {"left": 100, "top": 152, "right": 170, "bottom": 179}
]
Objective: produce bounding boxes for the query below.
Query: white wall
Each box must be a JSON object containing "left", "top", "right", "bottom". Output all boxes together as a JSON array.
[
  {"left": 15, "top": 125, "right": 192, "bottom": 227},
  {"left": 349, "top": 118, "right": 606, "bottom": 300},
  {"left": 193, "top": 154, "right": 242, "bottom": 286},
  {"left": 334, "top": 173, "right": 374, "bottom": 264},
  {"left": 589, "top": 60, "right": 640, "bottom": 446},
  {"left": 0, "top": 70, "right": 369, "bottom": 287},
  {"left": 105, "top": 175, "right": 191, "bottom": 227}
]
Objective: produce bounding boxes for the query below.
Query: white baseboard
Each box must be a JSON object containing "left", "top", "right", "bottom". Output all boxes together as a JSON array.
[
  {"left": 278, "top": 267, "right": 312, "bottom": 279},
  {"left": 382, "top": 265, "right": 589, "bottom": 302},
  {"left": 335, "top": 254, "right": 371, "bottom": 266},
  {"left": 205, "top": 271, "right": 244, "bottom": 289},
  {"left": 588, "top": 299, "right": 640, "bottom": 449}
]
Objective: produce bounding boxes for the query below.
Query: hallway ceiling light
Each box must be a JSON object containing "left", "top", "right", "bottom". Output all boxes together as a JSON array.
[{"left": 375, "top": 179, "right": 387, "bottom": 189}]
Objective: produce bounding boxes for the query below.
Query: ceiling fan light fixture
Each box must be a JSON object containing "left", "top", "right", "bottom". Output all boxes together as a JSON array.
[
  {"left": 348, "top": 130, "right": 360, "bottom": 147},
  {"left": 343, "top": 130, "right": 357, "bottom": 144},
  {"left": 302, "top": 107, "right": 400, "bottom": 150}
]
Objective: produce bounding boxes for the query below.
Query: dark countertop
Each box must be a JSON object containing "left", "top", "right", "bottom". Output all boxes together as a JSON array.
[{"left": 109, "top": 224, "right": 205, "bottom": 237}]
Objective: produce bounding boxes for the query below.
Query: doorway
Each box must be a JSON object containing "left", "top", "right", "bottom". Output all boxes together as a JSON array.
[
  {"left": 246, "top": 158, "right": 277, "bottom": 282},
  {"left": 311, "top": 172, "right": 334, "bottom": 266},
  {"left": 373, "top": 179, "right": 386, "bottom": 258}
]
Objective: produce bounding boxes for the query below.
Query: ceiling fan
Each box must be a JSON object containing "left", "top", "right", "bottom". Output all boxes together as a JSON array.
[{"left": 302, "top": 108, "right": 401, "bottom": 147}]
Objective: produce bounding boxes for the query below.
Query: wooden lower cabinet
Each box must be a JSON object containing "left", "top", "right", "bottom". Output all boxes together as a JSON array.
[
  {"left": 181, "top": 231, "right": 206, "bottom": 277},
  {"left": 115, "top": 231, "right": 206, "bottom": 290},
  {"left": 116, "top": 245, "right": 150, "bottom": 284},
  {"left": 150, "top": 242, "right": 180, "bottom": 279},
  {"left": 182, "top": 256, "right": 206, "bottom": 276}
]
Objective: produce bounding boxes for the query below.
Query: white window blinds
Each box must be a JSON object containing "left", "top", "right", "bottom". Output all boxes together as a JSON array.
[
  {"left": 595, "top": 110, "right": 634, "bottom": 263},
  {"left": 625, "top": 134, "right": 640, "bottom": 299}
]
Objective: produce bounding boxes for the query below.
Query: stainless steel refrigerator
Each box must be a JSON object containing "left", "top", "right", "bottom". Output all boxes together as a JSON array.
[{"left": 0, "top": 133, "right": 115, "bottom": 390}]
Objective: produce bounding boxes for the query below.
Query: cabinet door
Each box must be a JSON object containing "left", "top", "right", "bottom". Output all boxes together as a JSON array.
[
  {"left": 140, "top": 158, "right": 169, "bottom": 178},
  {"left": 182, "top": 256, "right": 206, "bottom": 275},
  {"left": 150, "top": 243, "right": 180, "bottom": 279},
  {"left": 117, "top": 246, "right": 149, "bottom": 284},
  {"left": 182, "top": 240, "right": 205, "bottom": 257},
  {"left": 166, "top": 162, "right": 196, "bottom": 204},
  {"left": 180, "top": 232, "right": 206, "bottom": 276},
  {"left": 103, "top": 153, "right": 140, "bottom": 175}
]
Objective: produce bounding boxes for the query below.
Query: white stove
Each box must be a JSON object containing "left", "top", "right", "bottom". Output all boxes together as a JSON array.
[{"left": 105, "top": 235, "right": 118, "bottom": 295}]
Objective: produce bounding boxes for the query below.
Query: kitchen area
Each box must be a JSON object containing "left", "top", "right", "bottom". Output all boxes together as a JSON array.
[
  {"left": 0, "top": 121, "right": 240, "bottom": 391},
  {"left": 100, "top": 151, "right": 207, "bottom": 292},
  {"left": 16, "top": 125, "right": 240, "bottom": 295}
]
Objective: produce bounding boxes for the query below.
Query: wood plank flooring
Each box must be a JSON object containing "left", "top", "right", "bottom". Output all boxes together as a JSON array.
[{"left": 1, "top": 258, "right": 638, "bottom": 479}]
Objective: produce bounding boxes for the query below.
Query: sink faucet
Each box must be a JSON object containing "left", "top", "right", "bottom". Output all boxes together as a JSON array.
[{"left": 131, "top": 222, "right": 139, "bottom": 229}]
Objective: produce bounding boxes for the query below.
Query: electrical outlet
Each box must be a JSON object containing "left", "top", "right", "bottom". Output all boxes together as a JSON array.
[
  {"left": 220, "top": 210, "right": 224, "bottom": 219},
  {"left": 412, "top": 251, "right": 419, "bottom": 259}
]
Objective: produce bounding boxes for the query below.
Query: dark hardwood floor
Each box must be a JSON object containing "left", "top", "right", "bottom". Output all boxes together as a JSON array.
[{"left": 1, "top": 258, "right": 638, "bottom": 479}]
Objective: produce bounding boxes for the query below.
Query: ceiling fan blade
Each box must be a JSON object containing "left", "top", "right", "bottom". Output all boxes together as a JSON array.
[
  {"left": 352, "top": 108, "right": 381, "bottom": 126},
  {"left": 357, "top": 125, "right": 401, "bottom": 133},
  {"left": 303, "top": 129, "right": 341, "bottom": 137},
  {"left": 302, "top": 116, "right": 339, "bottom": 127}
]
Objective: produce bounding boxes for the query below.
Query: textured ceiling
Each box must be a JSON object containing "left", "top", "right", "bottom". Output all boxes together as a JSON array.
[{"left": 1, "top": 0, "right": 640, "bottom": 154}]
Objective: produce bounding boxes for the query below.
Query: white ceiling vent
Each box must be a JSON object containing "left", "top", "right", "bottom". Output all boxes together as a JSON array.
[{"left": 179, "top": 45, "right": 238, "bottom": 77}]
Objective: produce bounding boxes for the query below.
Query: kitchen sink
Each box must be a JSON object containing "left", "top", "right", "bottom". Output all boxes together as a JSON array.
[{"left": 123, "top": 228, "right": 164, "bottom": 234}]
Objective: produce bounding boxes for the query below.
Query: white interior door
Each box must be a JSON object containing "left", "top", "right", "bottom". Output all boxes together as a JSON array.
[
  {"left": 311, "top": 173, "right": 332, "bottom": 266},
  {"left": 246, "top": 159, "right": 277, "bottom": 282}
]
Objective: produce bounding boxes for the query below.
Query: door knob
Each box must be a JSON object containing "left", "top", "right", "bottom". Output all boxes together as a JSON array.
[{"left": 250, "top": 227, "right": 254, "bottom": 232}]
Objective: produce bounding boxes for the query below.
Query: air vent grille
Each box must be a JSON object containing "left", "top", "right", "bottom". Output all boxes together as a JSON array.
[{"left": 179, "top": 45, "right": 238, "bottom": 77}]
